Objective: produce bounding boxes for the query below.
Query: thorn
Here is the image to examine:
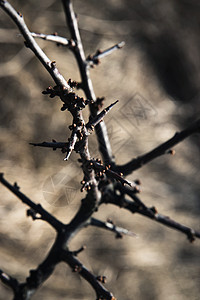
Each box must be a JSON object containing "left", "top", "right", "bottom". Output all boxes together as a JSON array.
[
  {"left": 96, "top": 275, "right": 107, "bottom": 283},
  {"left": 17, "top": 11, "right": 23, "bottom": 17},
  {"left": 50, "top": 61, "right": 56, "bottom": 68},
  {"left": 134, "top": 179, "right": 141, "bottom": 185}
]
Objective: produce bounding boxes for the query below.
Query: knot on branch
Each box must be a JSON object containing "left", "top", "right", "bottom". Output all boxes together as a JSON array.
[
  {"left": 80, "top": 180, "right": 92, "bottom": 192},
  {"left": 90, "top": 159, "right": 131, "bottom": 187},
  {"left": 42, "top": 85, "right": 68, "bottom": 99},
  {"left": 17, "top": 11, "right": 23, "bottom": 17},
  {"left": 86, "top": 52, "right": 101, "bottom": 67},
  {"left": 27, "top": 208, "right": 41, "bottom": 220},
  {"left": 72, "top": 265, "right": 82, "bottom": 273},
  {"left": 150, "top": 206, "right": 158, "bottom": 215},
  {"left": 96, "top": 275, "right": 107, "bottom": 283},
  {"left": 14, "top": 182, "right": 20, "bottom": 190},
  {"left": 42, "top": 86, "right": 89, "bottom": 111},
  {"left": 187, "top": 229, "right": 196, "bottom": 243},
  {"left": 93, "top": 97, "right": 105, "bottom": 110},
  {"left": 67, "top": 78, "right": 78, "bottom": 88},
  {"left": 50, "top": 60, "right": 56, "bottom": 69}
]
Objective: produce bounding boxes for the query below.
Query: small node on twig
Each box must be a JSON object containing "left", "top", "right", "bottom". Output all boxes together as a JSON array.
[
  {"left": 61, "top": 103, "right": 68, "bottom": 111},
  {"left": 150, "top": 206, "right": 158, "bottom": 214},
  {"left": 17, "top": 11, "right": 23, "bottom": 17},
  {"left": 69, "top": 38, "right": 76, "bottom": 48},
  {"left": 94, "top": 97, "right": 105, "bottom": 110},
  {"left": 13, "top": 182, "right": 20, "bottom": 190},
  {"left": 27, "top": 209, "right": 41, "bottom": 221},
  {"left": 24, "top": 41, "right": 29, "bottom": 48},
  {"left": 187, "top": 229, "right": 195, "bottom": 243},
  {"left": 168, "top": 149, "right": 176, "bottom": 155},
  {"left": 134, "top": 179, "right": 141, "bottom": 185},
  {"left": 68, "top": 78, "right": 78, "bottom": 88},
  {"left": 72, "top": 265, "right": 82, "bottom": 273},
  {"left": 81, "top": 180, "right": 92, "bottom": 192},
  {"left": 107, "top": 218, "right": 113, "bottom": 224},
  {"left": 134, "top": 185, "right": 141, "bottom": 193},
  {"left": 50, "top": 60, "right": 56, "bottom": 69},
  {"left": 96, "top": 275, "right": 107, "bottom": 284},
  {"left": 116, "top": 232, "right": 123, "bottom": 239}
]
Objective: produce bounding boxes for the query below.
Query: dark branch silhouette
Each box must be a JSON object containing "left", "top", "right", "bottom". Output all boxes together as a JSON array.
[
  {"left": 0, "top": 0, "right": 199, "bottom": 299},
  {"left": 116, "top": 119, "right": 200, "bottom": 175}
]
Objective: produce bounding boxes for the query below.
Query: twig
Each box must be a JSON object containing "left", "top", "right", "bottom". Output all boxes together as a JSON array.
[
  {"left": 31, "top": 32, "right": 70, "bottom": 46},
  {"left": 101, "top": 191, "right": 200, "bottom": 242},
  {"left": 62, "top": 0, "right": 114, "bottom": 165},
  {"left": 88, "top": 217, "right": 137, "bottom": 238},
  {"left": 116, "top": 119, "right": 200, "bottom": 176},
  {"left": 87, "top": 41, "right": 125, "bottom": 67},
  {"left": 61, "top": 250, "right": 115, "bottom": 300},
  {"left": 64, "top": 129, "right": 77, "bottom": 160},
  {"left": 91, "top": 159, "right": 132, "bottom": 186},
  {"left": 0, "top": 0, "right": 71, "bottom": 89},
  {"left": 0, "top": 173, "right": 63, "bottom": 232}
]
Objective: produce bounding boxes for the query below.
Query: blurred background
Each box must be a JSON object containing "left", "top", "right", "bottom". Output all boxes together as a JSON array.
[{"left": 0, "top": 0, "right": 200, "bottom": 299}]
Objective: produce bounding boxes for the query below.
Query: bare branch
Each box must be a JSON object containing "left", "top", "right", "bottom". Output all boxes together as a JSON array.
[
  {"left": 87, "top": 41, "right": 125, "bottom": 67},
  {"left": 102, "top": 191, "right": 200, "bottom": 242},
  {"left": 61, "top": 250, "right": 115, "bottom": 300},
  {"left": 0, "top": 173, "right": 63, "bottom": 232},
  {"left": 0, "top": 0, "right": 71, "bottom": 89},
  {"left": 88, "top": 217, "right": 137, "bottom": 238},
  {"left": 31, "top": 32, "right": 70, "bottom": 46},
  {"left": 116, "top": 119, "right": 200, "bottom": 176},
  {"left": 62, "top": 0, "right": 114, "bottom": 165}
]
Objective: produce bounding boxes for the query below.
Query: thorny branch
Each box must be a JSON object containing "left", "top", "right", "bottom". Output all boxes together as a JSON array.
[
  {"left": 61, "top": 0, "right": 114, "bottom": 165},
  {"left": 0, "top": 174, "right": 115, "bottom": 300},
  {"left": 0, "top": 0, "right": 200, "bottom": 299}
]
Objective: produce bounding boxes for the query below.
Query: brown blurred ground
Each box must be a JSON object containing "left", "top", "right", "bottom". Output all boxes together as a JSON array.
[{"left": 0, "top": 0, "right": 200, "bottom": 299}]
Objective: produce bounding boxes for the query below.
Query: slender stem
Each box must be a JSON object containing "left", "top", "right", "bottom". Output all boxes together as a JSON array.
[
  {"left": 0, "top": 173, "right": 63, "bottom": 232},
  {"left": 116, "top": 119, "right": 200, "bottom": 176},
  {"left": 61, "top": 250, "right": 115, "bottom": 300},
  {"left": 62, "top": 0, "right": 114, "bottom": 165},
  {"left": 88, "top": 217, "right": 137, "bottom": 238},
  {"left": 0, "top": 1, "right": 71, "bottom": 89},
  {"left": 87, "top": 41, "right": 125, "bottom": 67},
  {"left": 102, "top": 192, "right": 200, "bottom": 242},
  {"left": 31, "top": 32, "right": 70, "bottom": 46}
]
